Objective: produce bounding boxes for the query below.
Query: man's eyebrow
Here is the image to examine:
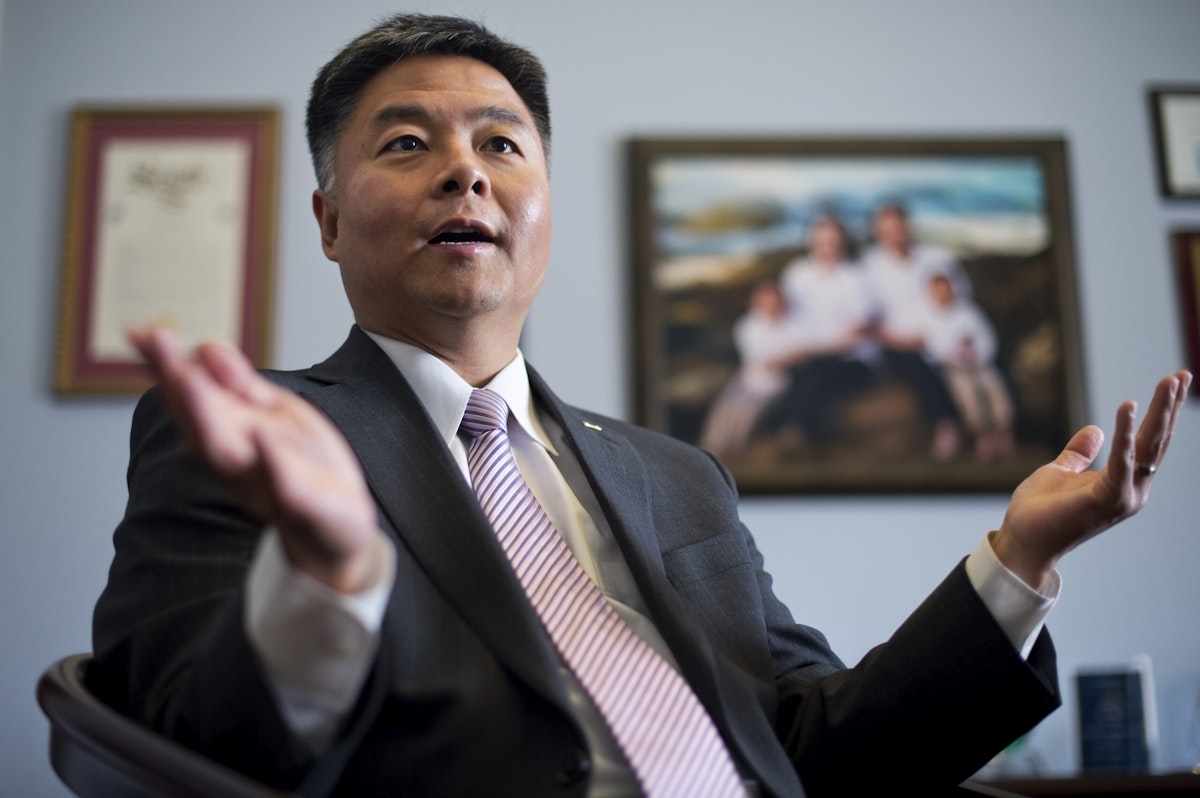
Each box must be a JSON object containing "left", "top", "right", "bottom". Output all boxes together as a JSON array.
[
  {"left": 369, "top": 103, "right": 532, "bottom": 131},
  {"left": 474, "top": 105, "right": 531, "bottom": 129}
]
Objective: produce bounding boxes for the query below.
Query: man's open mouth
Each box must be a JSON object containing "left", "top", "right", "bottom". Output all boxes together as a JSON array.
[{"left": 429, "top": 226, "right": 495, "bottom": 245}]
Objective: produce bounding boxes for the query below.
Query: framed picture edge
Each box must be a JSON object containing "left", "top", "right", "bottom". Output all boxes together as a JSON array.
[
  {"left": 53, "top": 104, "right": 280, "bottom": 396},
  {"left": 1148, "top": 85, "right": 1200, "bottom": 200},
  {"left": 1172, "top": 229, "right": 1200, "bottom": 396}
]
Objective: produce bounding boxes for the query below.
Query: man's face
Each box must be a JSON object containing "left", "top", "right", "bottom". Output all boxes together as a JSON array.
[
  {"left": 809, "top": 218, "right": 845, "bottom": 263},
  {"left": 872, "top": 209, "right": 910, "bottom": 254},
  {"left": 313, "top": 55, "right": 552, "bottom": 345}
]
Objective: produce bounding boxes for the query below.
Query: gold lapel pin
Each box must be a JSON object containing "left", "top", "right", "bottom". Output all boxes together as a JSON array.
[{"left": 582, "top": 421, "right": 603, "bottom": 431}]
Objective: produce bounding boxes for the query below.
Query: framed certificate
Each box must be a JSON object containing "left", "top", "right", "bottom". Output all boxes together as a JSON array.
[
  {"left": 54, "top": 106, "right": 279, "bottom": 394},
  {"left": 1149, "top": 86, "right": 1200, "bottom": 199}
]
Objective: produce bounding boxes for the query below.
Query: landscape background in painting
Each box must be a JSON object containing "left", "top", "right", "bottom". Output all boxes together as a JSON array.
[{"left": 629, "top": 138, "right": 1085, "bottom": 494}]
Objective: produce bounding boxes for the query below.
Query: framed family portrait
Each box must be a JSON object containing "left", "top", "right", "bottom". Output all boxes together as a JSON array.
[
  {"left": 54, "top": 106, "right": 279, "bottom": 395},
  {"left": 628, "top": 137, "right": 1086, "bottom": 494},
  {"left": 1149, "top": 86, "right": 1200, "bottom": 199}
]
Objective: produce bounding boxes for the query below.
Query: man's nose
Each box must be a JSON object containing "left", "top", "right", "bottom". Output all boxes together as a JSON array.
[{"left": 435, "top": 147, "right": 488, "bottom": 197}]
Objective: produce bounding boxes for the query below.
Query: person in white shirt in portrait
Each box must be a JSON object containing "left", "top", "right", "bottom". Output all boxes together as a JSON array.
[
  {"left": 920, "top": 271, "right": 1017, "bottom": 463},
  {"left": 767, "top": 214, "right": 876, "bottom": 448},
  {"left": 863, "top": 202, "right": 968, "bottom": 461},
  {"left": 699, "top": 280, "right": 809, "bottom": 459}
]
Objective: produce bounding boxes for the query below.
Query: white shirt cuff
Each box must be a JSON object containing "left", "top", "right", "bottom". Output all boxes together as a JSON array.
[
  {"left": 245, "top": 529, "right": 395, "bottom": 753},
  {"left": 964, "top": 531, "right": 1059, "bottom": 660}
]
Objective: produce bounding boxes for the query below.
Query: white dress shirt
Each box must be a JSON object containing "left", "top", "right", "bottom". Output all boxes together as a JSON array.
[
  {"left": 778, "top": 257, "right": 876, "bottom": 358},
  {"left": 245, "top": 334, "right": 1058, "bottom": 790},
  {"left": 862, "top": 243, "right": 971, "bottom": 342}
]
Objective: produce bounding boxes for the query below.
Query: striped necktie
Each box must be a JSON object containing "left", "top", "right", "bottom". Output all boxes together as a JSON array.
[{"left": 460, "top": 388, "right": 746, "bottom": 797}]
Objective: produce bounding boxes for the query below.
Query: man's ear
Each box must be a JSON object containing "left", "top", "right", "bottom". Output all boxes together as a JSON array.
[{"left": 312, "top": 189, "right": 340, "bottom": 261}]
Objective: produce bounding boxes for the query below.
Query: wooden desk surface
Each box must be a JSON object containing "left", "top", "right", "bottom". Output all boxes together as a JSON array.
[{"left": 981, "top": 771, "right": 1200, "bottom": 797}]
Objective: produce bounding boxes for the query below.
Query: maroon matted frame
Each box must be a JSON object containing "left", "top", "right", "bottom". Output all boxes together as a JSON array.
[
  {"left": 1173, "top": 231, "right": 1200, "bottom": 397},
  {"left": 54, "top": 106, "right": 279, "bottom": 395}
]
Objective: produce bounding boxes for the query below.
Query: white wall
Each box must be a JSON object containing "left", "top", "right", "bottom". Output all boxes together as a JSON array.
[{"left": 2, "top": 1, "right": 1198, "bottom": 794}]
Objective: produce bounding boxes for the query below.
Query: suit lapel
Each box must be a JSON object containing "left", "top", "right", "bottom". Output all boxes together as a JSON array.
[
  {"left": 297, "top": 329, "right": 571, "bottom": 714},
  {"left": 527, "top": 369, "right": 745, "bottom": 759}
]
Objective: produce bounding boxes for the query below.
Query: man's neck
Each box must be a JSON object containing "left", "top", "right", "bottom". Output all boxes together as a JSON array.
[{"left": 357, "top": 321, "right": 520, "bottom": 388}]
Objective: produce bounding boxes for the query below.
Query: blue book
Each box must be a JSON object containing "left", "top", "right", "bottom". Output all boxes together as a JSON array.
[{"left": 1075, "top": 670, "right": 1150, "bottom": 773}]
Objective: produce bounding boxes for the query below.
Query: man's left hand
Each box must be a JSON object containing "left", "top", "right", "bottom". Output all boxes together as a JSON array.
[{"left": 992, "top": 370, "right": 1191, "bottom": 590}]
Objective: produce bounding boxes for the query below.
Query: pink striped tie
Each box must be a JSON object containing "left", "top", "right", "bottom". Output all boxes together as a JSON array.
[{"left": 460, "top": 389, "right": 746, "bottom": 797}]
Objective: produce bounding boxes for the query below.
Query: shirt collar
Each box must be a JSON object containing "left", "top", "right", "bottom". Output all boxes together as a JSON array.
[{"left": 362, "top": 330, "right": 556, "bottom": 454}]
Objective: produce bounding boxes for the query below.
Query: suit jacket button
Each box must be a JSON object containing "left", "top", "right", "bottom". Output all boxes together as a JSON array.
[{"left": 557, "top": 748, "right": 591, "bottom": 787}]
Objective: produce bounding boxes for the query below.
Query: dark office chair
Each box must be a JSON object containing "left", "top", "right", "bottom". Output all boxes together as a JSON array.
[
  {"left": 37, "top": 653, "right": 293, "bottom": 798},
  {"left": 39, "top": 652, "right": 1026, "bottom": 798}
]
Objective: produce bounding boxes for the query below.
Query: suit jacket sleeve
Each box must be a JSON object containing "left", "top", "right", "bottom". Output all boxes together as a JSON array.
[
  {"left": 91, "top": 387, "right": 316, "bottom": 789},
  {"left": 773, "top": 558, "right": 1061, "bottom": 793},
  {"left": 685, "top": 447, "right": 1062, "bottom": 794}
]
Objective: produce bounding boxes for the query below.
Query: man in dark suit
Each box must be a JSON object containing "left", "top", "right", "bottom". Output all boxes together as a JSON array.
[{"left": 92, "top": 13, "right": 1191, "bottom": 797}]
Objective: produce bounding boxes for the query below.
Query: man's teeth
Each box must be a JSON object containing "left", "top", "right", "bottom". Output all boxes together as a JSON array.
[{"left": 432, "top": 228, "right": 491, "bottom": 244}]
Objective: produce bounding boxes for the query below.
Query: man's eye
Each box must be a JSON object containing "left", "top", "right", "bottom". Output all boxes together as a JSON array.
[
  {"left": 386, "top": 135, "right": 423, "bottom": 152},
  {"left": 484, "top": 137, "right": 517, "bottom": 154}
]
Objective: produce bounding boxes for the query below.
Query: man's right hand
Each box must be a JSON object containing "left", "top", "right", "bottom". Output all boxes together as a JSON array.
[{"left": 128, "top": 325, "right": 384, "bottom": 593}]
